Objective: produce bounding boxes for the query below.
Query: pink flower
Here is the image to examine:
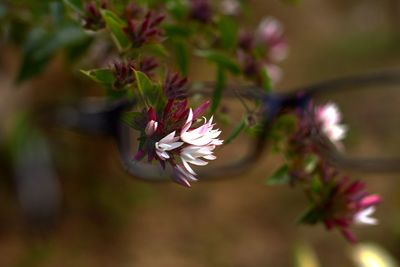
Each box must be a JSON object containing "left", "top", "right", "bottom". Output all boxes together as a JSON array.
[
  {"left": 155, "top": 131, "right": 184, "bottom": 160},
  {"left": 315, "top": 103, "right": 347, "bottom": 145},
  {"left": 257, "top": 17, "right": 288, "bottom": 63},
  {"left": 264, "top": 64, "right": 282, "bottom": 85}
]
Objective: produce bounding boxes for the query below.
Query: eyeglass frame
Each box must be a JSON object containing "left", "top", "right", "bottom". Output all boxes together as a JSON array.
[{"left": 56, "top": 70, "right": 400, "bottom": 182}]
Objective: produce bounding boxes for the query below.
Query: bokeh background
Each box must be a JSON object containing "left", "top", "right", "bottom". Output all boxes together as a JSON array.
[{"left": 1, "top": 0, "right": 400, "bottom": 266}]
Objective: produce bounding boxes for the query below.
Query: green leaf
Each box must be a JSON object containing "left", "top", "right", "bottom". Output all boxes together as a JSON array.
[
  {"left": 224, "top": 118, "right": 246, "bottom": 145},
  {"left": 266, "top": 165, "right": 291, "bottom": 185},
  {"left": 304, "top": 154, "right": 319, "bottom": 174},
  {"left": 101, "top": 10, "right": 130, "bottom": 52},
  {"left": 164, "top": 24, "right": 192, "bottom": 38},
  {"left": 16, "top": 28, "right": 51, "bottom": 83},
  {"left": 35, "top": 26, "right": 87, "bottom": 59},
  {"left": 63, "top": 0, "right": 84, "bottom": 13},
  {"left": 218, "top": 16, "right": 238, "bottom": 51},
  {"left": 297, "top": 205, "right": 321, "bottom": 225},
  {"left": 195, "top": 50, "right": 241, "bottom": 75},
  {"left": 80, "top": 68, "right": 114, "bottom": 84},
  {"left": 141, "top": 43, "right": 169, "bottom": 57},
  {"left": 121, "top": 112, "right": 142, "bottom": 130},
  {"left": 260, "top": 66, "right": 273, "bottom": 92},
  {"left": 0, "top": 3, "right": 7, "bottom": 19},
  {"left": 16, "top": 25, "right": 87, "bottom": 83},
  {"left": 165, "top": 0, "right": 188, "bottom": 20},
  {"left": 50, "top": 2, "right": 65, "bottom": 25},
  {"left": 210, "top": 66, "right": 226, "bottom": 113},
  {"left": 134, "top": 70, "right": 162, "bottom": 106},
  {"left": 174, "top": 41, "right": 188, "bottom": 75}
]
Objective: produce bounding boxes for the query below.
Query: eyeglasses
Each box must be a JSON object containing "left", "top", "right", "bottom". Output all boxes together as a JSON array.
[{"left": 56, "top": 70, "right": 400, "bottom": 183}]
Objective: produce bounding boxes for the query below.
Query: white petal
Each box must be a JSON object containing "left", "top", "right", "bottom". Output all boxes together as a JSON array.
[
  {"left": 354, "top": 207, "right": 378, "bottom": 225},
  {"left": 182, "top": 158, "right": 197, "bottom": 175}
]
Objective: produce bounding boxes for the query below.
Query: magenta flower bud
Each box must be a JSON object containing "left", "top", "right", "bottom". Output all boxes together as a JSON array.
[
  {"left": 82, "top": 1, "right": 107, "bottom": 31},
  {"left": 189, "top": 0, "right": 213, "bottom": 23},
  {"left": 124, "top": 2, "right": 143, "bottom": 20},
  {"left": 147, "top": 107, "right": 157, "bottom": 121},
  {"left": 238, "top": 31, "right": 254, "bottom": 51},
  {"left": 123, "top": 11, "right": 165, "bottom": 48},
  {"left": 163, "top": 73, "right": 188, "bottom": 100},
  {"left": 134, "top": 149, "right": 145, "bottom": 161},
  {"left": 360, "top": 194, "right": 381, "bottom": 208}
]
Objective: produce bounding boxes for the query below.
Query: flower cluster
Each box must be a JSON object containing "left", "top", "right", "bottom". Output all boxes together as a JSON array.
[
  {"left": 315, "top": 103, "right": 347, "bottom": 148},
  {"left": 82, "top": 0, "right": 108, "bottom": 31},
  {"left": 271, "top": 102, "right": 381, "bottom": 242},
  {"left": 123, "top": 11, "right": 165, "bottom": 48},
  {"left": 189, "top": 0, "right": 213, "bottom": 23},
  {"left": 112, "top": 57, "right": 159, "bottom": 89},
  {"left": 322, "top": 174, "right": 381, "bottom": 243},
  {"left": 132, "top": 73, "right": 223, "bottom": 187},
  {"left": 237, "top": 17, "right": 288, "bottom": 86}
]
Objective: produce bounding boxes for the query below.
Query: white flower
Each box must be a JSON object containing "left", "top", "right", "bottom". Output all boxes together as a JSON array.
[
  {"left": 155, "top": 131, "right": 184, "bottom": 160},
  {"left": 173, "top": 165, "right": 198, "bottom": 187},
  {"left": 180, "top": 145, "right": 218, "bottom": 175},
  {"left": 179, "top": 109, "right": 223, "bottom": 178},
  {"left": 354, "top": 206, "right": 378, "bottom": 225},
  {"left": 180, "top": 109, "right": 223, "bottom": 146},
  {"left": 220, "top": 0, "right": 240, "bottom": 15},
  {"left": 145, "top": 120, "right": 158, "bottom": 136},
  {"left": 316, "top": 103, "right": 347, "bottom": 144}
]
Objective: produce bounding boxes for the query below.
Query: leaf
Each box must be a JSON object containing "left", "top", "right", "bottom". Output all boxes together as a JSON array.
[
  {"left": 16, "top": 28, "right": 51, "bottom": 83},
  {"left": 195, "top": 50, "right": 241, "bottom": 75},
  {"left": 50, "top": 1, "right": 65, "bottom": 25},
  {"left": 163, "top": 24, "right": 192, "bottom": 38},
  {"left": 80, "top": 69, "right": 114, "bottom": 84},
  {"left": 297, "top": 205, "right": 321, "bottom": 225},
  {"left": 218, "top": 16, "right": 238, "bottom": 51},
  {"left": 134, "top": 70, "right": 162, "bottom": 106},
  {"left": 224, "top": 118, "right": 246, "bottom": 145},
  {"left": 141, "top": 43, "right": 169, "bottom": 57},
  {"left": 63, "top": 0, "right": 84, "bottom": 13},
  {"left": 35, "top": 26, "right": 87, "bottom": 59},
  {"left": 165, "top": 0, "right": 188, "bottom": 20},
  {"left": 266, "top": 165, "right": 291, "bottom": 185},
  {"left": 16, "top": 25, "right": 87, "bottom": 83},
  {"left": 260, "top": 66, "right": 273, "bottom": 92},
  {"left": 304, "top": 154, "right": 319, "bottom": 174},
  {"left": 101, "top": 10, "right": 130, "bottom": 52},
  {"left": 210, "top": 66, "right": 226, "bottom": 113},
  {"left": 121, "top": 112, "right": 142, "bottom": 130},
  {"left": 174, "top": 41, "right": 188, "bottom": 75}
]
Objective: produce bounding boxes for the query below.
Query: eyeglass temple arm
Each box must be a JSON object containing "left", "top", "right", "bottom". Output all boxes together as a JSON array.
[
  {"left": 55, "top": 98, "right": 136, "bottom": 136},
  {"left": 294, "top": 70, "right": 400, "bottom": 97}
]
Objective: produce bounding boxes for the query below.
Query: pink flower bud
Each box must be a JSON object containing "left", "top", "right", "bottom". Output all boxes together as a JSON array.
[{"left": 145, "top": 120, "right": 158, "bottom": 136}]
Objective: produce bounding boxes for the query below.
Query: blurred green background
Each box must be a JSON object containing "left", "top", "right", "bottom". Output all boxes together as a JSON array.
[{"left": 1, "top": 0, "right": 400, "bottom": 266}]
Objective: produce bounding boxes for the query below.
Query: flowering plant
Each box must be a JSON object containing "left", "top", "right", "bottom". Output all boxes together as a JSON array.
[{"left": 2, "top": 0, "right": 384, "bottom": 244}]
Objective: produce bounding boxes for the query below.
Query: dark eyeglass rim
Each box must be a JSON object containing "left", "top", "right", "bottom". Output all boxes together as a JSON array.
[{"left": 58, "top": 70, "right": 400, "bottom": 182}]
